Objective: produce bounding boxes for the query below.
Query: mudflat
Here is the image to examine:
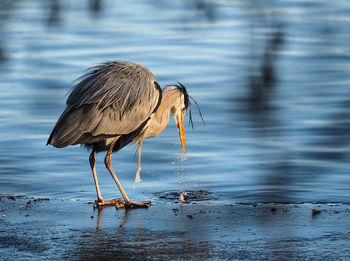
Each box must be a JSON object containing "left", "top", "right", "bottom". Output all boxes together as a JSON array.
[{"left": 0, "top": 194, "right": 349, "bottom": 260}]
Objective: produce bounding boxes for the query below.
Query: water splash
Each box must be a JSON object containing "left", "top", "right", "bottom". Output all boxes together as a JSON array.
[{"left": 171, "top": 144, "right": 189, "bottom": 202}]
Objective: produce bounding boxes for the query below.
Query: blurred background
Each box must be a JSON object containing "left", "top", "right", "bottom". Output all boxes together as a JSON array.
[{"left": 0, "top": 0, "right": 349, "bottom": 203}]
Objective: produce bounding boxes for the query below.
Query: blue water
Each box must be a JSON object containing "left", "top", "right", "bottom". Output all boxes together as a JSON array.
[{"left": 0, "top": 0, "right": 350, "bottom": 203}]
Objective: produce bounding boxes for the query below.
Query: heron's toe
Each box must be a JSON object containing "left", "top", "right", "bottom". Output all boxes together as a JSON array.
[
  {"left": 93, "top": 198, "right": 123, "bottom": 208},
  {"left": 125, "top": 200, "right": 151, "bottom": 208}
]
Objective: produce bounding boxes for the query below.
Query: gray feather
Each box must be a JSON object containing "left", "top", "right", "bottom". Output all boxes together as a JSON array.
[{"left": 47, "top": 61, "right": 160, "bottom": 148}]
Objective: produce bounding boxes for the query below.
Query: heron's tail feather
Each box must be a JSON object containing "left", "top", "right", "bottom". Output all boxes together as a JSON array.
[
  {"left": 47, "top": 124, "right": 83, "bottom": 148},
  {"left": 46, "top": 106, "right": 93, "bottom": 148}
]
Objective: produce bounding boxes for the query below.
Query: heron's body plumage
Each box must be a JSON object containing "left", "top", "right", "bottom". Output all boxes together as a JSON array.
[{"left": 47, "top": 61, "right": 162, "bottom": 152}]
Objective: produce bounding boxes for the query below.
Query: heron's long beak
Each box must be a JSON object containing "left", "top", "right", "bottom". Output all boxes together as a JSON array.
[{"left": 177, "top": 116, "right": 186, "bottom": 154}]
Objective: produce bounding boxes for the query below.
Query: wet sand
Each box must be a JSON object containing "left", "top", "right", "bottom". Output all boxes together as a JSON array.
[{"left": 1, "top": 194, "right": 350, "bottom": 260}]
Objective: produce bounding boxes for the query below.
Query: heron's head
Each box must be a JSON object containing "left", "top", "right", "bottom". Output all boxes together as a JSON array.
[{"left": 166, "top": 83, "right": 189, "bottom": 154}]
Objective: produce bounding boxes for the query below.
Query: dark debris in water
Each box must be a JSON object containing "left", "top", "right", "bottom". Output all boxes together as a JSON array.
[
  {"left": 312, "top": 208, "right": 322, "bottom": 216},
  {"left": 155, "top": 190, "right": 217, "bottom": 203},
  {"left": 7, "top": 196, "right": 16, "bottom": 201},
  {"left": 0, "top": 195, "right": 50, "bottom": 206}
]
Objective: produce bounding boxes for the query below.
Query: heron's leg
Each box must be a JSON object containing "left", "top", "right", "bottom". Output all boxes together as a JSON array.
[
  {"left": 135, "top": 140, "right": 143, "bottom": 183},
  {"left": 90, "top": 149, "right": 123, "bottom": 208},
  {"left": 105, "top": 141, "right": 151, "bottom": 208},
  {"left": 105, "top": 141, "right": 131, "bottom": 203},
  {"left": 89, "top": 150, "right": 102, "bottom": 201}
]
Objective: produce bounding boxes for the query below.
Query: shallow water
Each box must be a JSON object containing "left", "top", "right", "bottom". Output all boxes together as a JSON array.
[{"left": 0, "top": 0, "right": 350, "bottom": 203}]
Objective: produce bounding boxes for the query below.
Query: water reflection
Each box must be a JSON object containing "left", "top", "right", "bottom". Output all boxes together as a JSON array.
[
  {"left": 230, "top": 0, "right": 350, "bottom": 202},
  {"left": 89, "top": 0, "right": 103, "bottom": 16},
  {"left": 95, "top": 206, "right": 104, "bottom": 229},
  {"left": 0, "top": 0, "right": 16, "bottom": 64},
  {"left": 190, "top": 0, "right": 216, "bottom": 21},
  {"left": 235, "top": 1, "right": 294, "bottom": 202},
  {"left": 94, "top": 206, "right": 131, "bottom": 229},
  {"left": 47, "top": 0, "right": 61, "bottom": 26},
  {"left": 246, "top": 2, "right": 285, "bottom": 100}
]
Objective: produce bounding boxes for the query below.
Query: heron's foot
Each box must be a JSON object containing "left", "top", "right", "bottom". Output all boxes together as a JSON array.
[
  {"left": 134, "top": 176, "right": 142, "bottom": 183},
  {"left": 125, "top": 200, "right": 151, "bottom": 209},
  {"left": 134, "top": 170, "right": 142, "bottom": 183},
  {"left": 93, "top": 198, "right": 123, "bottom": 208}
]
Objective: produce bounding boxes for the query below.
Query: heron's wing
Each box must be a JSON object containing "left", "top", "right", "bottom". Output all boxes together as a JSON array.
[{"left": 48, "top": 61, "right": 161, "bottom": 147}]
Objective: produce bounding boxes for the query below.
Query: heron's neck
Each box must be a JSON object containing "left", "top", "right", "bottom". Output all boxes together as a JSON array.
[
  {"left": 156, "top": 87, "right": 181, "bottom": 121},
  {"left": 141, "top": 88, "right": 179, "bottom": 139}
]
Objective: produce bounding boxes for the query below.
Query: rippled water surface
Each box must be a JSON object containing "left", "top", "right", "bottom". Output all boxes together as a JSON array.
[{"left": 0, "top": 0, "right": 350, "bottom": 203}]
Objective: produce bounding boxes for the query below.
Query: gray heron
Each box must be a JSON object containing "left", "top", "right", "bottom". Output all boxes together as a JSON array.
[{"left": 47, "top": 61, "right": 191, "bottom": 208}]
